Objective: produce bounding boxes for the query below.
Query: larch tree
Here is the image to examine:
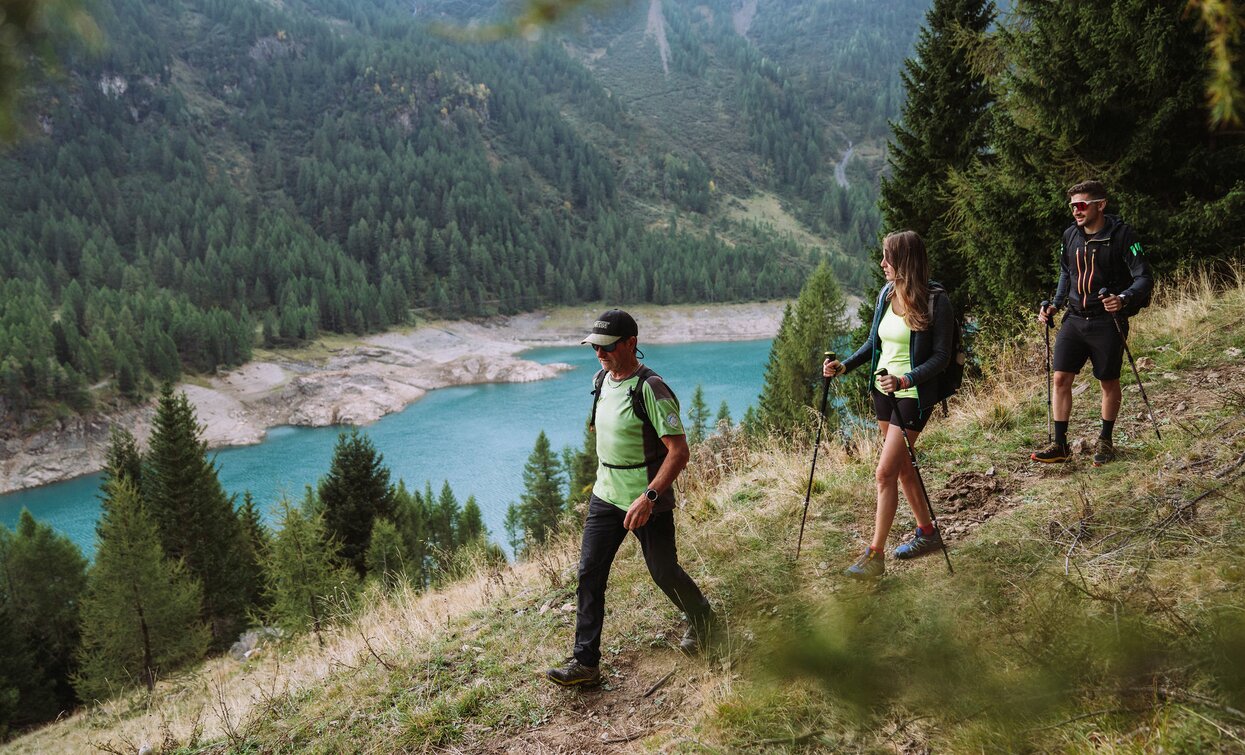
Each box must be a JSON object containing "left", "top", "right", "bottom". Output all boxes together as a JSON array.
[
  {"left": 265, "top": 497, "right": 355, "bottom": 646},
  {"left": 75, "top": 479, "right": 209, "bottom": 701}
]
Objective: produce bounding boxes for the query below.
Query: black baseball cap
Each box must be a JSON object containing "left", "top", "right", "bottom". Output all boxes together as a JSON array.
[{"left": 581, "top": 309, "right": 638, "bottom": 346}]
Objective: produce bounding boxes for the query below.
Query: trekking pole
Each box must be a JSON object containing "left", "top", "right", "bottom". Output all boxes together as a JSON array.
[
  {"left": 1041, "top": 300, "right": 1053, "bottom": 444},
  {"left": 876, "top": 369, "right": 953, "bottom": 574},
  {"left": 795, "top": 351, "right": 835, "bottom": 560},
  {"left": 1098, "top": 288, "right": 1162, "bottom": 441}
]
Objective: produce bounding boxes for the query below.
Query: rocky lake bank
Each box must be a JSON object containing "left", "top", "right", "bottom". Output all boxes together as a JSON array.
[{"left": 1, "top": 302, "right": 788, "bottom": 494}]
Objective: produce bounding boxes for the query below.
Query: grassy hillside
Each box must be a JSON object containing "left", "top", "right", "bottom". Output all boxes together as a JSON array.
[{"left": 8, "top": 269, "right": 1244, "bottom": 752}]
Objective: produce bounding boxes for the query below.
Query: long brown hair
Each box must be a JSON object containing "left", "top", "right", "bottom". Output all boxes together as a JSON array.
[{"left": 883, "top": 230, "right": 931, "bottom": 332}]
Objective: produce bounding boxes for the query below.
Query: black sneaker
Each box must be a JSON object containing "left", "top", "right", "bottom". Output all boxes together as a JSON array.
[
  {"left": 892, "top": 526, "right": 943, "bottom": 560},
  {"left": 546, "top": 658, "right": 601, "bottom": 687},
  {"left": 1092, "top": 438, "right": 1115, "bottom": 467},
  {"left": 1031, "top": 442, "right": 1071, "bottom": 463}
]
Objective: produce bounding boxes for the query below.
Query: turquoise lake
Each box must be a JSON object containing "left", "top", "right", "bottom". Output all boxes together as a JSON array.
[{"left": 0, "top": 339, "right": 771, "bottom": 557}]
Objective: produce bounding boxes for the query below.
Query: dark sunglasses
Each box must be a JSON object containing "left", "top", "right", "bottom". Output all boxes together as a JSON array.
[
  {"left": 1068, "top": 199, "right": 1105, "bottom": 212},
  {"left": 591, "top": 340, "right": 621, "bottom": 353}
]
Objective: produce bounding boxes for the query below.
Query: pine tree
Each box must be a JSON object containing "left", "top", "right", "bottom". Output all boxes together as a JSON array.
[
  {"left": 75, "top": 479, "right": 209, "bottom": 701},
  {"left": 0, "top": 511, "right": 88, "bottom": 718},
  {"left": 144, "top": 384, "right": 249, "bottom": 644},
  {"left": 757, "top": 261, "right": 850, "bottom": 434},
  {"left": 687, "top": 385, "right": 710, "bottom": 445},
  {"left": 715, "top": 400, "right": 732, "bottom": 429},
  {"left": 265, "top": 497, "right": 355, "bottom": 646},
  {"left": 880, "top": 0, "right": 995, "bottom": 306},
  {"left": 317, "top": 429, "right": 398, "bottom": 577}
]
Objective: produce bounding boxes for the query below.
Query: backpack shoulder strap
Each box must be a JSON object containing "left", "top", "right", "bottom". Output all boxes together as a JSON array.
[
  {"left": 588, "top": 369, "right": 606, "bottom": 430},
  {"left": 628, "top": 366, "right": 659, "bottom": 430}
]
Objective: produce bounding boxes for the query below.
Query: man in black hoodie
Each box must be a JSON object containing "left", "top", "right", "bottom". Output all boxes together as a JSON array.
[{"left": 1033, "top": 180, "right": 1153, "bottom": 466}]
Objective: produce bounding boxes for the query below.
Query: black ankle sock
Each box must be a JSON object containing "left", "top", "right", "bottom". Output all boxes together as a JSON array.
[
  {"left": 1100, "top": 418, "right": 1114, "bottom": 442},
  {"left": 1054, "top": 420, "right": 1069, "bottom": 447}
]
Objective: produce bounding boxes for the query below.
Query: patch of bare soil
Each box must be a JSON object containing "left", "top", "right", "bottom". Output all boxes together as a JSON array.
[
  {"left": 929, "top": 469, "right": 1015, "bottom": 539},
  {"left": 476, "top": 630, "right": 710, "bottom": 754}
]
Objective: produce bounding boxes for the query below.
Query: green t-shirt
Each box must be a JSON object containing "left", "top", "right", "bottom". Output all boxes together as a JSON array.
[
  {"left": 877, "top": 303, "right": 918, "bottom": 399},
  {"left": 592, "top": 369, "right": 683, "bottom": 510}
]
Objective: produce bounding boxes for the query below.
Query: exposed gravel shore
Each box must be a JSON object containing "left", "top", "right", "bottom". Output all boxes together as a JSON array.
[{"left": 1, "top": 302, "right": 788, "bottom": 494}]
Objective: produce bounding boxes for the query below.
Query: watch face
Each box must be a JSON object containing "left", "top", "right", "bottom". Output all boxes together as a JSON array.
[{"left": 645, "top": 489, "right": 658, "bottom": 501}]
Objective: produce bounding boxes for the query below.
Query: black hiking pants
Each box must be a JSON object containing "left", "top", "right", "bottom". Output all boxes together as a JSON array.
[{"left": 573, "top": 495, "right": 712, "bottom": 668}]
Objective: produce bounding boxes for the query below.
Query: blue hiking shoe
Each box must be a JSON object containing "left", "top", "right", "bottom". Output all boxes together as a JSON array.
[
  {"left": 845, "top": 548, "right": 885, "bottom": 580},
  {"left": 893, "top": 526, "right": 944, "bottom": 561}
]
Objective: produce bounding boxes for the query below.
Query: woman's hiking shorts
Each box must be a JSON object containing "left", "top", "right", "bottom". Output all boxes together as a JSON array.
[{"left": 872, "top": 389, "right": 933, "bottom": 433}]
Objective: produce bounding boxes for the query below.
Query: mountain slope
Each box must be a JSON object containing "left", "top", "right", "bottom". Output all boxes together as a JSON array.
[
  {"left": 0, "top": 0, "right": 924, "bottom": 422},
  {"left": 8, "top": 269, "right": 1244, "bottom": 753}
]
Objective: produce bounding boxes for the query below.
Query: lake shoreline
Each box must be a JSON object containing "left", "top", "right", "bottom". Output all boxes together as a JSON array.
[{"left": 0, "top": 301, "right": 788, "bottom": 494}]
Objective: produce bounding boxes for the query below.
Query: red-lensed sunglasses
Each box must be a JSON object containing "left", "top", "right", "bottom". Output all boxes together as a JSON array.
[{"left": 1068, "top": 199, "right": 1105, "bottom": 212}]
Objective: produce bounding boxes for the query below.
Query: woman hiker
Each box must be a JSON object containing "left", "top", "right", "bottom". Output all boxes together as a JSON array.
[{"left": 823, "top": 230, "right": 954, "bottom": 579}]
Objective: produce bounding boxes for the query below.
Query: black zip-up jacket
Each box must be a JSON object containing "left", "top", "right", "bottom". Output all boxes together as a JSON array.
[
  {"left": 842, "top": 281, "right": 954, "bottom": 412},
  {"left": 1052, "top": 214, "right": 1153, "bottom": 317}
]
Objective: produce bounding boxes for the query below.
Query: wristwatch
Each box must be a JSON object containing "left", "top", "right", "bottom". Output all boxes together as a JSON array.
[{"left": 644, "top": 488, "right": 659, "bottom": 503}]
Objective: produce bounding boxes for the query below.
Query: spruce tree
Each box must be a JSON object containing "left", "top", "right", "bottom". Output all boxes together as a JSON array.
[
  {"left": 880, "top": 0, "right": 995, "bottom": 306},
  {"left": 687, "top": 385, "right": 710, "bottom": 445},
  {"left": 715, "top": 400, "right": 732, "bottom": 429},
  {"left": 103, "top": 427, "right": 143, "bottom": 488},
  {"left": 144, "top": 384, "right": 248, "bottom": 644},
  {"left": 317, "top": 429, "right": 398, "bottom": 577},
  {"left": 266, "top": 497, "right": 355, "bottom": 645},
  {"left": 0, "top": 511, "right": 88, "bottom": 718},
  {"left": 757, "top": 261, "right": 850, "bottom": 434},
  {"left": 508, "top": 431, "right": 566, "bottom": 555},
  {"left": 75, "top": 479, "right": 209, "bottom": 701},
  {"left": 458, "top": 497, "right": 485, "bottom": 544},
  {"left": 237, "top": 492, "right": 271, "bottom": 615}
]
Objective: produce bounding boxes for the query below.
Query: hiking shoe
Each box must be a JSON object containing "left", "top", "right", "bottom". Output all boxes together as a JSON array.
[
  {"left": 1030, "top": 442, "right": 1071, "bottom": 463},
  {"left": 893, "top": 526, "right": 944, "bottom": 561},
  {"left": 844, "top": 548, "right": 885, "bottom": 580},
  {"left": 1092, "top": 438, "right": 1115, "bottom": 467},
  {"left": 546, "top": 658, "right": 601, "bottom": 687},
  {"left": 679, "top": 614, "right": 721, "bottom": 656}
]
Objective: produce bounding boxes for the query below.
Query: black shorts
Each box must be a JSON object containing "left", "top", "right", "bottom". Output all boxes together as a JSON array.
[
  {"left": 871, "top": 389, "right": 932, "bottom": 433},
  {"left": 1053, "top": 312, "right": 1126, "bottom": 381}
]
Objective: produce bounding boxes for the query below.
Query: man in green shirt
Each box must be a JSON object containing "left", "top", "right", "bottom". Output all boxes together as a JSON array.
[{"left": 547, "top": 310, "right": 718, "bottom": 687}]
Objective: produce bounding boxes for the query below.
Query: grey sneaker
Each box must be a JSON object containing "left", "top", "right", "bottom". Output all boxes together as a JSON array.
[
  {"left": 893, "top": 526, "right": 944, "bottom": 560},
  {"left": 845, "top": 548, "right": 885, "bottom": 580},
  {"left": 1092, "top": 438, "right": 1115, "bottom": 467},
  {"left": 546, "top": 657, "right": 601, "bottom": 687}
]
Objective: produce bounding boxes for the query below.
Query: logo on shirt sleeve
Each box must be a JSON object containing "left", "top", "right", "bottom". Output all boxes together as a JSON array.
[
  {"left": 1130, "top": 242, "right": 1143, "bottom": 256},
  {"left": 666, "top": 412, "right": 682, "bottom": 429}
]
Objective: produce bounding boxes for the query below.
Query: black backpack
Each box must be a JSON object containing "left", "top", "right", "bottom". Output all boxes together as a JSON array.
[
  {"left": 929, "top": 283, "right": 967, "bottom": 411},
  {"left": 588, "top": 366, "right": 678, "bottom": 470}
]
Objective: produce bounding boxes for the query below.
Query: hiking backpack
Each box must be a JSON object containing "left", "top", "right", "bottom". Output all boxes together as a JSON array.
[
  {"left": 585, "top": 366, "right": 677, "bottom": 468},
  {"left": 929, "top": 282, "right": 968, "bottom": 412}
]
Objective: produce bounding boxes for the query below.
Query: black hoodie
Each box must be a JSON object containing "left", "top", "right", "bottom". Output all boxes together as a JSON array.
[{"left": 1052, "top": 214, "right": 1153, "bottom": 317}]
